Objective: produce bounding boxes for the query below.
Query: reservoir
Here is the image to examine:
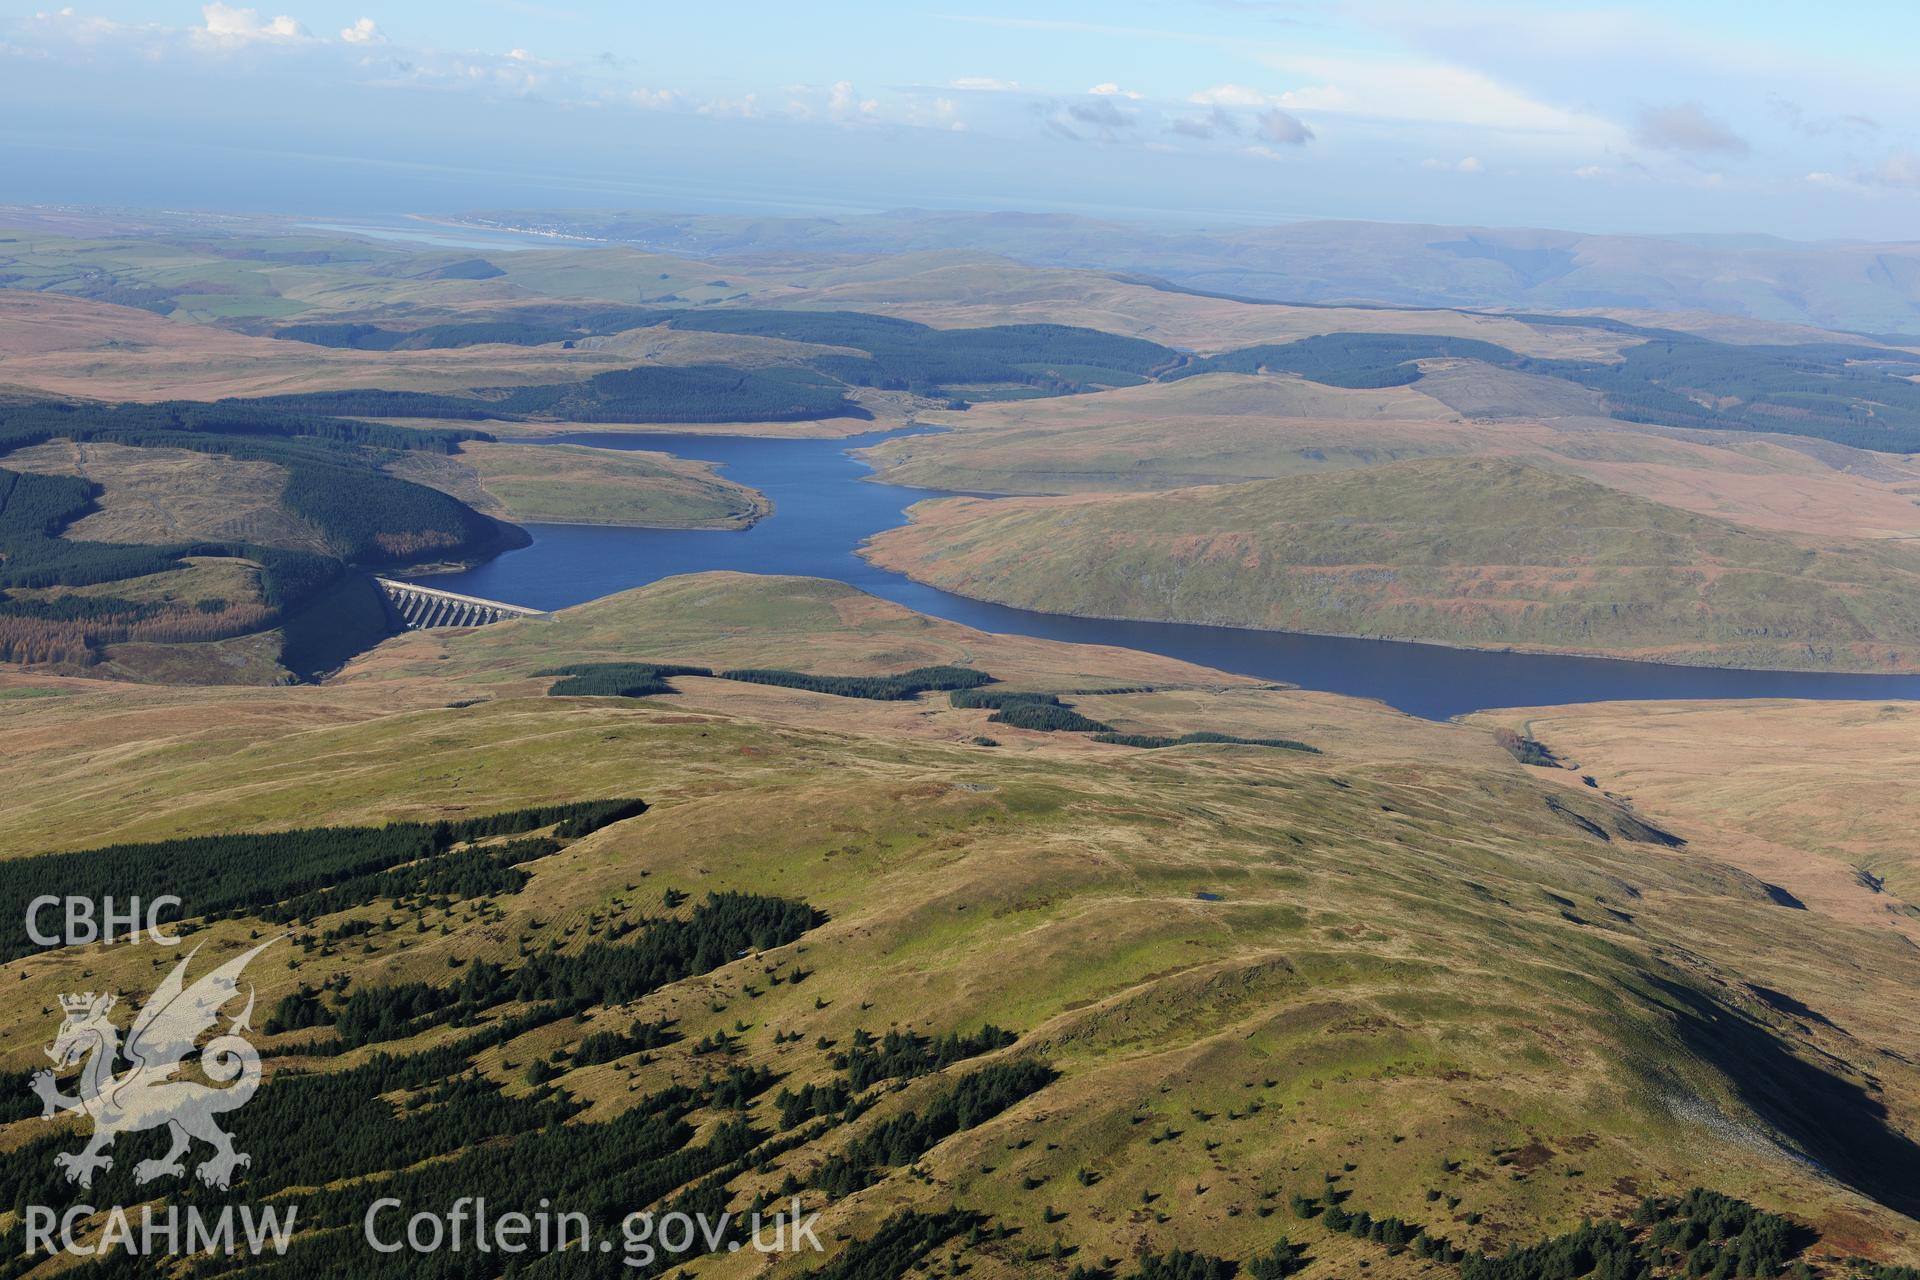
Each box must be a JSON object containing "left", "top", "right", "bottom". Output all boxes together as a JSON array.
[{"left": 420, "top": 429, "right": 1920, "bottom": 720}]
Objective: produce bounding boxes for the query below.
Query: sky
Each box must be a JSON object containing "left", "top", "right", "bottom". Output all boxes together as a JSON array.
[{"left": 3, "top": 1, "right": 1919, "bottom": 240}]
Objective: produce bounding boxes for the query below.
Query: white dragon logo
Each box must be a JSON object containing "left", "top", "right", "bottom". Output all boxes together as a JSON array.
[{"left": 31, "top": 940, "right": 275, "bottom": 1191}]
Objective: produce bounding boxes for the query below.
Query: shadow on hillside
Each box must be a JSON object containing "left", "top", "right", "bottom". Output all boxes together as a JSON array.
[{"left": 1655, "top": 977, "right": 1920, "bottom": 1218}]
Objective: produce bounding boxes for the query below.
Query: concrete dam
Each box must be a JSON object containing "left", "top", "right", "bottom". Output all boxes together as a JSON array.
[{"left": 376, "top": 578, "right": 545, "bottom": 630}]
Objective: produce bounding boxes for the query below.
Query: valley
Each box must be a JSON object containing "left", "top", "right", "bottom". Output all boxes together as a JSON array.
[
  {"left": 14, "top": 1, "right": 1920, "bottom": 1274},
  {"left": 4, "top": 211, "right": 1920, "bottom": 1277}
]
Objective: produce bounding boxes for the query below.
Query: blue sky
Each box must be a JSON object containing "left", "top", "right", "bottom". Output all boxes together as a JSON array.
[{"left": 4, "top": 1, "right": 1918, "bottom": 238}]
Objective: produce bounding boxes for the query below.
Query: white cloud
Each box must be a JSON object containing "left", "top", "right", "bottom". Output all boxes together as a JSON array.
[
  {"left": 199, "top": 3, "right": 306, "bottom": 43},
  {"left": 1190, "top": 83, "right": 1271, "bottom": 106},
  {"left": 1423, "top": 155, "right": 1484, "bottom": 173},
  {"left": 1088, "top": 82, "right": 1142, "bottom": 99},
  {"left": 1252, "top": 51, "right": 1614, "bottom": 141},
  {"left": 339, "top": 17, "right": 381, "bottom": 44},
  {"left": 1192, "top": 82, "right": 1352, "bottom": 113},
  {"left": 1373, "top": 1, "right": 1913, "bottom": 158},
  {"left": 696, "top": 92, "right": 760, "bottom": 119},
  {"left": 1573, "top": 164, "right": 1614, "bottom": 180},
  {"left": 828, "top": 80, "right": 879, "bottom": 122}
]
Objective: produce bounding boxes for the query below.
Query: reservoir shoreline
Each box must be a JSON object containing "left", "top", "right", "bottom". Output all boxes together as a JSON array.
[{"left": 412, "top": 427, "right": 1920, "bottom": 720}]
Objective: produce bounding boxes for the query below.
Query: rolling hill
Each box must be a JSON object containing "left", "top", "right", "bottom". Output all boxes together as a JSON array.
[
  {"left": 863, "top": 459, "right": 1920, "bottom": 671},
  {"left": 0, "top": 573, "right": 1916, "bottom": 1275},
  {"left": 385, "top": 440, "right": 769, "bottom": 530},
  {"left": 464, "top": 208, "right": 1920, "bottom": 336}
]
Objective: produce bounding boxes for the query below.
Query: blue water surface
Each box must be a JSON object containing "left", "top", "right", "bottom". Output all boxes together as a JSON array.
[{"left": 421, "top": 429, "right": 1920, "bottom": 720}]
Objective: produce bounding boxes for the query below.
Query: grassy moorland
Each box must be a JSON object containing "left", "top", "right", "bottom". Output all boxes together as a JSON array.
[
  {"left": 863, "top": 372, "right": 1473, "bottom": 492},
  {"left": 0, "top": 574, "right": 1914, "bottom": 1276},
  {"left": 726, "top": 251, "right": 1639, "bottom": 357},
  {"left": 865, "top": 458, "right": 1920, "bottom": 672},
  {"left": 459, "top": 207, "right": 1920, "bottom": 336},
  {"left": 387, "top": 440, "right": 769, "bottom": 529},
  {"left": 4, "top": 438, "right": 333, "bottom": 551},
  {"left": 3, "top": 215, "right": 1920, "bottom": 1276},
  {"left": 1472, "top": 698, "right": 1920, "bottom": 913},
  {"left": 0, "top": 221, "right": 1647, "bottom": 360},
  {"left": 860, "top": 370, "right": 1920, "bottom": 542},
  {"left": 0, "top": 289, "right": 610, "bottom": 401}
]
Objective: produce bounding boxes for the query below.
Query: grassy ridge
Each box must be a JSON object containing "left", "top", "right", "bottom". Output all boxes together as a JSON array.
[
  {"left": 388, "top": 441, "right": 769, "bottom": 529},
  {"left": 0, "top": 574, "right": 1916, "bottom": 1268},
  {"left": 865, "top": 458, "right": 1920, "bottom": 671}
]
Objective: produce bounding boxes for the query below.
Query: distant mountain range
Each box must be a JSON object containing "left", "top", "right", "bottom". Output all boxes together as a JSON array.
[{"left": 455, "top": 207, "right": 1920, "bottom": 337}]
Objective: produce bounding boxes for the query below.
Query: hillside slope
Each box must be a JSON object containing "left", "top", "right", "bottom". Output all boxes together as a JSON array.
[
  {"left": 858, "top": 371, "right": 1920, "bottom": 545},
  {"left": 864, "top": 459, "right": 1920, "bottom": 671},
  {"left": 1, "top": 574, "right": 1917, "bottom": 1274}
]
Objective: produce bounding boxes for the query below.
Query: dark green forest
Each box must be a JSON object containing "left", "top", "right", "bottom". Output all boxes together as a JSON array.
[
  {"left": 1289, "top": 1184, "right": 1812, "bottom": 1280},
  {"left": 271, "top": 306, "right": 1187, "bottom": 405},
  {"left": 717, "top": 665, "right": 993, "bottom": 700},
  {"left": 494, "top": 364, "right": 867, "bottom": 423},
  {"left": 0, "top": 398, "right": 530, "bottom": 669},
  {"left": 948, "top": 688, "right": 1116, "bottom": 733},
  {"left": 833, "top": 1025, "right": 1018, "bottom": 1089},
  {"left": 1523, "top": 340, "right": 1920, "bottom": 450},
  {"left": 0, "top": 400, "right": 488, "bottom": 455},
  {"left": 808, "top": 1060, "right": 1057, "bottom": 1196},
  {"left": 147, "top": 298, "right": 1920, "bottom": 448},
  {"left": 1090, "top": 731, "right": 1319, "bottom": 753},
  {"left": 1172, "top": 334, "right": 1520, "bottom": 389},
  {"left": 659, "top": 311, "right": 1183, "bottom": 397},
  {"left": 1173, "top": 331, "right": 1920, "bottom": 451},
  {"left": 0, "top": 401, "right": 521, "bottom": 567},
  {"left": 0, "top": 798, "right": 647, "bottom": 961},
  {"left": 540, "top": 662, "right": 996, "bottom": 701},
  {"left": 538, "top": 661, "right": 715, "bottom": 697},
  {"left": 0, "top": 463, "right": 346, "bottom": 665},
  {"left": 271, "top": 303, "right": 672, "bottom": 352}
]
